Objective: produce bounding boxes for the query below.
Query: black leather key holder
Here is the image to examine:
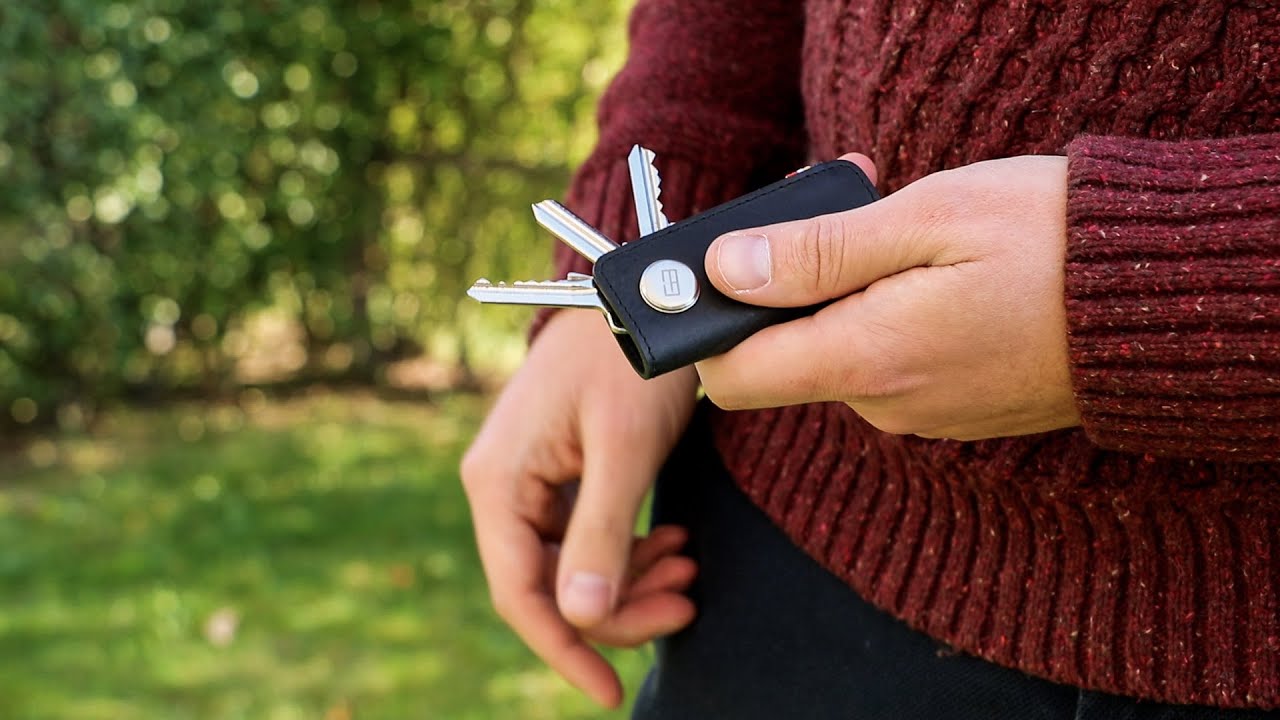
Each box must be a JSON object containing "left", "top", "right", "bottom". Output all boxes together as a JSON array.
[{"left": 592, "top": 159, "right": 880, "bottom": 379}]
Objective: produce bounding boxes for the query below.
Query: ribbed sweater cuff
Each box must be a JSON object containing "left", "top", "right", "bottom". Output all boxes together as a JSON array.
[
  {"left": 1064, "top": 134, "right": 1280, "bottom": 462},
  {"left": 528, "top": 155, "right": 757, "bottom": 340}
]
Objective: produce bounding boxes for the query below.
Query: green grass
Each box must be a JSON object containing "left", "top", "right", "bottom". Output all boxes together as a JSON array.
[{"left": 0, "top": 393, "right": 649, "bottom": 719}]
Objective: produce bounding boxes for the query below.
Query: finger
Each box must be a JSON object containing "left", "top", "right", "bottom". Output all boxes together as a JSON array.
[
  {"left": 696, "top": 264, "right": 950, "bottom": 410},
  {"left": 556, "top": 421, "right": 665, "bottom": 629},
  {"left": 625, "top": 554, "right": 698, "bottom": 599},
  {"left": 705, "top": 164, "right": 942, "bottom": 308},
  {"left": 470, "top": 502, "right": 622, "bottom": 707},
  {"left": 559, "top": 527, "right": 685, "bottom": 589},
  {"left": 626, "top": 525, "right": 688, "bottom": 578},
  {"left": 508, "top": 590, "right": 626, "bottom": 705},
  {"left": 541, "top": 541, "right": 562, "bottom": 590},
  {"left": 514, "top": 477, "right": 575, "bottom": 540},
  {"left": 585, "top": 591, "right": 697, "bottom": 648},
  {"left": 695, "top": 296, "right": 882, "bottom": 410},
  {"left": 584, "top": 552, "right": 697, "bottom": 649},
  {"left": 836, "top": 151, "right": 878, "bottom": 186}
]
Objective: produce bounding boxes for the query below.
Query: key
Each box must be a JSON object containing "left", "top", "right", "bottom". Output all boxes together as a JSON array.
[
  {"left": 627, "top": 145, "right": 670, "bottom": 236},
  {"left": 466, "top": 146, "right": 881, "bottom": 379},
  {"left": 467, "top": 143, "right": 664, "bottom": 333},
  {"left": 467, "top": 276, "right": 598, "bottom": 308},
  {"left": 531, "top": 200, "right": 617, "bottom": 263},
  {"left": 467, "top": 278, "right": 627, "bottom": 334}
]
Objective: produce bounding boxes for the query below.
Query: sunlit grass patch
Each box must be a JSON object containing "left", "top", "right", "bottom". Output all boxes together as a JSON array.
[{"left": 0, "top": 393, "right": 648, "bottom": 719}]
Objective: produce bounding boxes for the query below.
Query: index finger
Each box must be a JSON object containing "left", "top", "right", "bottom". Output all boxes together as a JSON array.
[
  {"left": 696, "top": 265, "right": 947, "bottom": 410},
  {"left": 695, "top": 294, "right": 875, "bottom": 410},
  {"left": 469, "top": 494, "right": 624, "bottom": 707}
]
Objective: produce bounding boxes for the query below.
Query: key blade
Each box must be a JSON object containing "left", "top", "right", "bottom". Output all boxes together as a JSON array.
[
  {"left": 628, "top": 145, "right": 670, "bottom": 236},
  {"left": 467, "top": 278, "right": 603, "bottom": 311},
  {"left": 531, "top": 201, "right": 618, "bottom": 263},
  {"left": 468, "top": 278, "right": 629, "bottom": 335}
]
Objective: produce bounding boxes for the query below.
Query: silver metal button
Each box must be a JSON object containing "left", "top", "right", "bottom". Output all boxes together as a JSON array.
[{"left": 639, "top": 260, "right": 698, "bottom": 313}]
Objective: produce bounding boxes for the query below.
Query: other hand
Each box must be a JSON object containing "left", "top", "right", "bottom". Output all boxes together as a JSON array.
[
  {"left": 696, "top": 154, "right": 1081, "bottom": 440},
  {"left": 461, "top": 309, "right": 700, "bottom": 707}
]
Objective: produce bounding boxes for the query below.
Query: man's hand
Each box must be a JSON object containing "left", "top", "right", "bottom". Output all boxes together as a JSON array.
[
  {"left": 461, "top": 309, "right": 700, "bottom": 707},
  {"left": 697, "top": 154, "right": 1081, "bottom": 440}
]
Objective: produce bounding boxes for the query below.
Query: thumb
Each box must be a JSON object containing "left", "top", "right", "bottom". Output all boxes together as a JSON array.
[
  {"left": 555, "top": 424, "right": 660, "bottom": 628},
  {"left": 705, "top": 153, "right": 932, "bottom": 307}
]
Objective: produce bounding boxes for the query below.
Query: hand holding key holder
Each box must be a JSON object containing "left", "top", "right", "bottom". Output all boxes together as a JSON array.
[{"left": 468, "top": 147, "right": 880, "bottom": 379}]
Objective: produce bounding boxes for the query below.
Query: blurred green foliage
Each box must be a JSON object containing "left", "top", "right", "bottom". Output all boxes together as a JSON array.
[{"left": 0, "top": 0, "right": 628, "bottom": 428}]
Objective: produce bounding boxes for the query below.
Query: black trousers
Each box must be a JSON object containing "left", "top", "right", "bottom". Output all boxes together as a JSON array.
[{"left": 633, "top": 407, "right": 1280, "bottom": 720}]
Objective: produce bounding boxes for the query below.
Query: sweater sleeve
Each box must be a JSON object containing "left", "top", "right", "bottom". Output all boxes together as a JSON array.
[
  {"left": 1064, "top": 133, "right": 1280, "bottom": 462},
  {"left": 529, "top": 0, "right": 807, "bottom": 338}
]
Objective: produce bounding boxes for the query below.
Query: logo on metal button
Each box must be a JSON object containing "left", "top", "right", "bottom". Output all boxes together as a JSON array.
[
  {"left": 661, "top": 269, "right": 682, "bottom": 296},
  {"left": 640, "top": 260, "right": 698, "bottom": 313}
]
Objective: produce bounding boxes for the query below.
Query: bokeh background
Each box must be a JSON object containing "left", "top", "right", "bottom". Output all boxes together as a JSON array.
[{"left": 0, "top": 1, "right": 646, "bottom": 717}]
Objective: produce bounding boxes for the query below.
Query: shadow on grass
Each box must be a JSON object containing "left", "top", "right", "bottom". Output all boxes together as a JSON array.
[{"left": 0, "top": 393, "right": 648, "bottom": 720}]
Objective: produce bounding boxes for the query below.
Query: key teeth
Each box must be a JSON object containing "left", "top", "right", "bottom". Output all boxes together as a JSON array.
[
  {"left": 647, "top": 160, "right": 662, "bottom": 196},
  {"left": 630, "top": 145, "right": 670, "bottom": 233},
  {"left": 646, "top": 152, "right": 669, "bottom": 228}
]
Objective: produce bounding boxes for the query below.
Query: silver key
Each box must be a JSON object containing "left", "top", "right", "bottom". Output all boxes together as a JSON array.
[
  {"left": 468, "top": 276, "right": 599, "bottom": 310},
  {"left": 467, "top": 278, "right": 627, "bottom": 334},
  {"left": 467, "top": 145, "right": 682, "bottom": 333},
  {"left": 627, "top": 145, "right": 670, "bottom": 236},
  {"left": 532, "top": 200, "right": 618, "bottom": 263}
]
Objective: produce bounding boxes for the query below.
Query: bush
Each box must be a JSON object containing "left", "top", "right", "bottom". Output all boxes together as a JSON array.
[{"left": 0, "top": 0, "right": 626, "bottom": 428}]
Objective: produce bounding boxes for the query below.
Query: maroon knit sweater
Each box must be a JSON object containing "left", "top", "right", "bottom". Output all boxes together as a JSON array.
[{"left": 538, "top": 0, "right": 1280, "bottom": 708}]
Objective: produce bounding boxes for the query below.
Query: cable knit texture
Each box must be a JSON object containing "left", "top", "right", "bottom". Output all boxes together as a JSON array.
[{"left": 542, "top": 0, "right": 1280, "bottom": 707}]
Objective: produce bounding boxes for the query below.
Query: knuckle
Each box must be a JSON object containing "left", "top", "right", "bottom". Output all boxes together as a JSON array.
[
  {"left": 458, "top": 443, "right": 481, "bottom": 486},
  {"left": 848, "top": 373, "right": 921, "bottom": 406},
  {"left": 845, "top": 373, "right": 890, "bottom": 402},
  {"left": 846, "top": 362, "right": 913, "bottom": 401},
  {"left": 458, "top": 445, "right": 487, "bottom": 494},
  {"left": 854, "top": 408, "right": 919, "bottom": 437},
  {"left": 695, "top": 361, "right": 739, "bottom": 410},
  {"left": 841, "top": 353, "right": 901, "bottom": 403},
  {"left": 489, "top": 592, "right": 517, "bottom": 624},
  {"left": 699, "top": 375, "right": 748, "bottom": 411},
  {"left": 706, "top": 389, "right": 746, "bottom": 412},
  {"left": 873, "top": 416, "right": 919, "bottom": 437},
  {"left": 903, "top": 169, "right": 995, "bottom": 260},
  {"left": 793, "top": 214, "right": 848, "bottom": 294}
]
